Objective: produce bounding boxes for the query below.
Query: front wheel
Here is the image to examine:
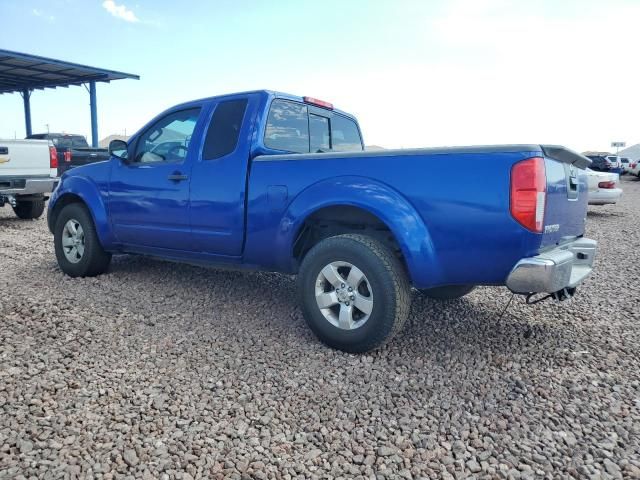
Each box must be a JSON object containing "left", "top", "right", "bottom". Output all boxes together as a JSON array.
[
  {"left": 54, "top": 203, "right": 111, "bottom": 277},
  {"left": 297, "top": 234, "right": 411, "bottom": 353}
]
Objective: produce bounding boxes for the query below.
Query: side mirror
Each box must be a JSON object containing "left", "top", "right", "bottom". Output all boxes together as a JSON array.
[{"left": 109, "top": 139, "right": 129, "bottom": 161}]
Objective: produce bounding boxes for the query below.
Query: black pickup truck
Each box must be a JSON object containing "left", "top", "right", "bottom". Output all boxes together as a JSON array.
[{"left": 26, "top": 133, "right": 110, "bottom": 176}]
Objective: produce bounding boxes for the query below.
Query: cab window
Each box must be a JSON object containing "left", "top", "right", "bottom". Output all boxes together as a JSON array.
[
  {"left": 264, "top": 99, "right": 364, "bottom": 154},
  {"left": 309, "top": 114, "right": 330, "bottom": 153},
  {"left": 264, "top": 100, "right": 309, "bottom": 153},
  {"left": 331, "top": 115, "right": 363, "bottom": 152},
  {"left": 133, "top": 108, "right": 201, "bottom": 163}
]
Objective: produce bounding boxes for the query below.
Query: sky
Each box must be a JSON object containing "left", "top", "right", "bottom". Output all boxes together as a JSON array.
[{"left": 0, "top": 0, "right": 639, "bottom": 152}]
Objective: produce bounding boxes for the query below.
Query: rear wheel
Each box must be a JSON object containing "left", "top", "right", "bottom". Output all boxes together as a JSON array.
[
  {"left": 420, "top": 285, "right": 475, "bottom": 300},
  {"left": 12, "top": 196, "right": 45, "bottom": 220},
  {"left": 297, "top": 234, "right": 411, "bottom": 353},
  {"left": 54, "top": 203, "right": 111, "bottom": 277}
]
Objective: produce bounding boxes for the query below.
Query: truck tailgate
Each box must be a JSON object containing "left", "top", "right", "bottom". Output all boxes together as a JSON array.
[
  {"left": 0, "top": 140, "right": 53, "bottom": 178},
  {"left": 540, "top": 146, "right": 590, "bottom": 248}
]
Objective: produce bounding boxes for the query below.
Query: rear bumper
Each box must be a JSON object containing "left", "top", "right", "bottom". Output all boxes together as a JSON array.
[
  {"left": 506, "top": 238, "right": 597, "bottom": 294},
  {"left": 588, "top": 188, "right": 622, "bottom": 205},
  {"left": 0, "top": 177, "right": 58, "bottom": 195}
]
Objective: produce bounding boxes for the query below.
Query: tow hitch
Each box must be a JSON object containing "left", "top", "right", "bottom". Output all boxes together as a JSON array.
[
  {"left": 0, "top": 194, "right": 16, "bottom": 208},
  {"left": 525, "top": 287, "right": 576, "bottom": 305}
]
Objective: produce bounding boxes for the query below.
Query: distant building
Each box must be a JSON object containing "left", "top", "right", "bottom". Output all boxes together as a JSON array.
[
  {"left": 582, "top": 151, "right": 612, "bottom": 157},
  {"left": 618, "top": 144, "right": 640, "bottom": 161},
  {"left": 365, "top": 145, "right": 386, "bottom": 151},
  {"left": 99, "top": 134, "right": 129, "bottom": 148}
]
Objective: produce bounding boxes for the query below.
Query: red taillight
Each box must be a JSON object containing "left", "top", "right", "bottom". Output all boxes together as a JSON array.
[
  {"left": 631, "top": 163, "right": 636, "bottom": 169},
  {"left": 64, "top": 149, "right": 72, "bottom": 163},
  {"left": 510, "top": 157, "right": 546, "bottom": 233},
  {"left": 49, "top": 146, "right": 58, "bottom": 169},
  {"left": 303, "top": 96, "right": 334, "bottom": 110},
  {"left": 598, "top": 181, "right": 615, "bottom": 189}
]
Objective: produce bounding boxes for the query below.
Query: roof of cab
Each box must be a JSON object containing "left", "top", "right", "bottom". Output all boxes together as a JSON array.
[{"left": 170, "top": 89, "right": 358, "bottom": 122}]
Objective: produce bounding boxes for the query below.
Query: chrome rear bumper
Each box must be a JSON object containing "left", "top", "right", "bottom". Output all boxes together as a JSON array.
[
  {"left": 506, "top": 238, "right": 597, "bottom": 294},
  {"left": 0, "top": 177, "right": 58, "bottom": 195}
]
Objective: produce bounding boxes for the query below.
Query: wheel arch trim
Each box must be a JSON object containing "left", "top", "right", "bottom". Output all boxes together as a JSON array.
[
  {"left": 48, "top": 177, "right": 114, "bottom": 248},
  {"left": 275, "top": 176, "right": 442, "bottom": 287}
]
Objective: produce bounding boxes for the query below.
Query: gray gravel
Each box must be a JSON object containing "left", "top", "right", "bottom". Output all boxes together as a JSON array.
[{"left": 1, "top": 177, "right": 639, "bottom": 479}]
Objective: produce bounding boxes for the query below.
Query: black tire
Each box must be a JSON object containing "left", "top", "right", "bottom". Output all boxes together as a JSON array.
[
  {"left": 12, "top": 197, "right": 45, "bottom": 219},
  {"left": 297, "top": 234, "right": 411, "bottom": 353},
  {"left": 420, "top": 285, "right": 475, "bottom": 300},
  {"left": 54, "top": 203, "right": 111, "bottom": 277}
]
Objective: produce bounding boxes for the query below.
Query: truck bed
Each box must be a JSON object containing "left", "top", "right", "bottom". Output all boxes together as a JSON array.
[{"left": 245, "top": 145, "right": 588, "bottom": 289}]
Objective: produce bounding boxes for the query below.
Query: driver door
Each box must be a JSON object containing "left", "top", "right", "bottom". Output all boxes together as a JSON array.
[{"left": 109, "top": 107, "right": 202, "bottom": 251}]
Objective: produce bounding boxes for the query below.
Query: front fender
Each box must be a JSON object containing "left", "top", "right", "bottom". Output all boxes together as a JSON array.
[
  {"left": 48, "top": 175, "right": 115, "bottom": 248},
  {"left": 265, "top": 176, "right": 441, "bottom": 287}
]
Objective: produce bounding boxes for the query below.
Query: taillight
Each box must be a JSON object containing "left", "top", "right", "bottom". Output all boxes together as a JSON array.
[
  {"left": 303, "top": 96, "right": 334, "bottom": 110},
  {"left": 64, "top": 149, "right": 72, "bottom": 163},
  {"left": 49, "top": 146, "right": 58, "bottom": 169},
  {"left": 510, "top": 157, "right": 546, "bottom": 233},
  {"left": 631, "top": 163, "right": 636, "bottom": 169},
  {"left": 598, "top": 181, "right": 615, "bottom": 189}
]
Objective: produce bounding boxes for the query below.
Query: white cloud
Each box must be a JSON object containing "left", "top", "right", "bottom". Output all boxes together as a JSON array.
[
  {"left": 31, "top": 8, "right": 55, "bottom": 22},
  {"left": 102, "top": 0, "right": 139, "bottom": 23}
]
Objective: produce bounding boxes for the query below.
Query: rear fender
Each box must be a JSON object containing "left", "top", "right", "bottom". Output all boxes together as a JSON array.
[{"left": 276, "top": 176, "right": 440, "bottom": 287}]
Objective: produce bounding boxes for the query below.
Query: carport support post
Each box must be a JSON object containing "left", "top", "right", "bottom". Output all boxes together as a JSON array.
[
  {"left": 89, "top": 81, "right": 98, "bottom": 147},
  {"left": 22, "top": 89, "right": 32, "bottom": 137}
]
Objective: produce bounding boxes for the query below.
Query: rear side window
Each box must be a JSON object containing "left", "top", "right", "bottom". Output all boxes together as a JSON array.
[
  {"left": 56, "top": 136, "right": 89, "bottom": 149},
  {"left": 331, "top": 115, "right": 363, "bottom": 152},
  {"left": 264, "top": 100, "right": 309, "bottom": 153},
  {"left": 309, "top": 114, "right": 330, "bottom": 153},
  {"left": 203, "top": 99, "right": 248, "bottom": 160}
]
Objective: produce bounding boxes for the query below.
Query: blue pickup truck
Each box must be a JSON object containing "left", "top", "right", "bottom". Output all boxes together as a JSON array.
[{"left": 48, "top": 90, "right": 597, "bottom": 352}]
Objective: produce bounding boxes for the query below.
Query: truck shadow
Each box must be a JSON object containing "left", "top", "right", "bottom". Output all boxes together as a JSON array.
[
  {"left": 586, "top": 210, "right": 624, "bottom": 218},
  {"left": 399, "top": 290, "right": 572, "bottom": 358},
  {"left": 102, "top": 255, "right": 573, "bottom": 366},
  {"left": 0, "top": 215, "right": 29, "bottom": 225}
]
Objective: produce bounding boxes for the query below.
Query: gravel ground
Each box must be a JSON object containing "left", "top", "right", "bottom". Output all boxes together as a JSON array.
[{"left": 1, "top": 177, "right": 639, "bottom": 480}]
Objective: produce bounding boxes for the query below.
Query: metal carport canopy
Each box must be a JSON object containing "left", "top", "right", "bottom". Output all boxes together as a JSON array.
[{"left": 0, "top": 49, "right": 139, "bottom": 147}]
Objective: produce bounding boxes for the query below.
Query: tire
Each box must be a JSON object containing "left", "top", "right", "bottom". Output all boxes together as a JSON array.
[
  {"left": 54, "top": 203, "right": 111, "bottom": 277},
  {"left": 12, "top": 197, "right": 45, "bottom": 220},
  {"left": 297, "top": 234, "right": 411, "bottom": 353},
  {"left": 420, "top": 285, "right": 475, "bottom": 300}
]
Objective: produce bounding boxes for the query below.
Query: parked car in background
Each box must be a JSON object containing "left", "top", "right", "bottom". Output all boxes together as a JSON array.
[
  {"left": 0, "top": 139, "right": 58, "bottom": 219},
  {"left": 582, "top": 152, "right": 627, "bottom": 174},
  {"left": 47, "top": 90, "right": 598, "bottom": 352},
  {"left": 586, "top": 168, "right": 622, "bottom": 205},
  {"left": 26, "top": 133, "right": 110, "bottom": 176},
  {"left": 628, "top": 160, "right": 640, "bottom": 177},
  {"left": 620, "top": 157, "right": 631, "bottom": 174},
  {"left": 585, "top": 154, "right": 615, "bottom": 172},
  {"left": 606, "top": 155, "right": 624, "bottom": 175}
]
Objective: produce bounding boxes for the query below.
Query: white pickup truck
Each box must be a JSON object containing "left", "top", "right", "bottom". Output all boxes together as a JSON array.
[{"left": 0, "top": 139, "right": 58, "bottom": 219}]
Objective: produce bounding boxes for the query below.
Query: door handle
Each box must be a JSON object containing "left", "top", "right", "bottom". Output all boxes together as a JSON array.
[{"left": 168, "top": 172, "right": 188, "bottom": 182}]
